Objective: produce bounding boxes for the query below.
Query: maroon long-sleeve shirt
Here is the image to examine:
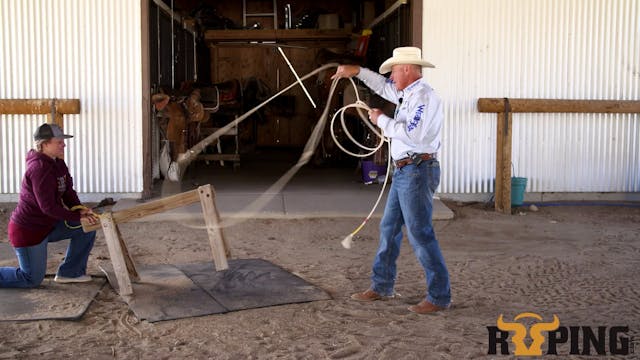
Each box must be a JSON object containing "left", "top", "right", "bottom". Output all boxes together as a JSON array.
[{"left": 8, "top": 150, "right": 82, "bottom": 247}]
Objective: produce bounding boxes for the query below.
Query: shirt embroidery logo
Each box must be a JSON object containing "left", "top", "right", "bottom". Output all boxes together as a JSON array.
[
  {"left": 57, "top": 176, "right": 66, "bottom": 194},
  {"left": 407, "top": 104, "right": 425, "bottom": 132}
]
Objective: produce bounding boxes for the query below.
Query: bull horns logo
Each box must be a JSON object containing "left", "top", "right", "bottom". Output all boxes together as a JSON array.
[{"left": 497, "top": 312, "right": 560, "bottom": 356}]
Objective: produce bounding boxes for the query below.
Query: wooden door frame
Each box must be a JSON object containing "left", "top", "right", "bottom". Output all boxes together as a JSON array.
[
  {"left": 411, "top": 0, "right": 422, "bottom": 47},
  {"left": 141, "top": 0, "right": 153, "bottom": 199}
]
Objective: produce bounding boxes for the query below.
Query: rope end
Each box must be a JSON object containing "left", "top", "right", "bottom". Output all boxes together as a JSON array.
[{"left": 341, "top": 234, "right": 354, "bottom": 249}]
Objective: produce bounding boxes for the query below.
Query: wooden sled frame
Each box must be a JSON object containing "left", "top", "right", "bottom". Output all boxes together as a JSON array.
[{"left": 82, "top": 184, "right": 229, "bottom": 296}]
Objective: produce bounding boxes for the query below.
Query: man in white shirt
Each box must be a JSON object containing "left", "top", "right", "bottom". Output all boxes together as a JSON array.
[{"left": 332, "top": 47, "right": 451, "bottom": 314}]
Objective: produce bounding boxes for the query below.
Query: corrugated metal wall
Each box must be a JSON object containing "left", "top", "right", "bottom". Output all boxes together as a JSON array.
[
  {"left": 2, "top": 0, "right": 638, "bottom": 198},
  {"left": 0, "top": 0, "right": 143, "bottom": 197},
  {"left": 423, "top": 0, "right": 639, "bottom": 194}
]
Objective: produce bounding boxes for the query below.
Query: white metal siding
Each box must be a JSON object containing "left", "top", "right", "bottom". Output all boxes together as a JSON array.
[
  {"left": 0, "top": 0, "right": 143, "bottom": 196},
  {"left": 424, "top": 0, "right": 639, "bottom": 194}
]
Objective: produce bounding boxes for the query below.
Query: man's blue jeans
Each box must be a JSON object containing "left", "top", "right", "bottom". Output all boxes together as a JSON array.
[
  {"left": 371, "top": 159, "right": 451, "bottom": 307},
  {"left": 0, "top": 221, "right": 96, "bottom": 288}
]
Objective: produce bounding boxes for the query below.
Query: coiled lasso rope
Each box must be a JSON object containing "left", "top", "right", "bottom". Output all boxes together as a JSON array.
[
  {"left": 163, "top": 63, "right": 390, "bottom": 250},
  {"left": 327, "top": 79, "right": 391, "bottom": 249}
]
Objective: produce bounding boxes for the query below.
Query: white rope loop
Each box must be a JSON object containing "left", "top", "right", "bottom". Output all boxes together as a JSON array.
[{"left": 329, "top": 78, "right": 388, "bottom": 159}]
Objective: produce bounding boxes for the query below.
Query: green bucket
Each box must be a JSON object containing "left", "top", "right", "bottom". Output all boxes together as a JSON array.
[{"left": 511, "top": 177, "right": 528, "bottom": 206}]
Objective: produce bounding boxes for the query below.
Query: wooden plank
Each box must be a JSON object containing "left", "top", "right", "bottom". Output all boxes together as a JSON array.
[
  {"left": 100, "top": 212, "right": 133, "bottom": 296},
  {"left": 207, "top": 29, "right": 278, "bottom": 41},
  {"left": 211, "top": 46, "right": 272, "bottom": 83},
  {"left": 0, "top": 99, "right": 81, "bottom": 114},
  {"left": 82, "top": 189, "right": 200, "bottom": 232},
  {"left": 204, "top": 29, "right": 351, "bottom": 43},
  {"left": 115, "top": 224, "right": 140, "bottom": 282},
  {"left": 197, "top": 154, "right": 240, "bottom": 161},
  {"left": 477, "top": 98, "right": 640, "bottom": 113},
  {"left": 198, "top": 184, "right": 229, "bottom": 271},
  {"left": 495, "top": 112, "right": 513, "bottom": 214}
]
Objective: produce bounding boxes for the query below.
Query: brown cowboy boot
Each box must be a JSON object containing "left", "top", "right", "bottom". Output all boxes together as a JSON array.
[
  {"left": 408, "top": 300, "right": 448, "bottom": 314},
  {"left": 350, "top": 289, "right": 383, "bottom": 302}
]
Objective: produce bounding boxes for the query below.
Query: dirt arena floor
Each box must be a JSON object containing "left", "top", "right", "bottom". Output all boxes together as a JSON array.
[{"left": 0, "top": 201, "right": 639, "bottom": 359}]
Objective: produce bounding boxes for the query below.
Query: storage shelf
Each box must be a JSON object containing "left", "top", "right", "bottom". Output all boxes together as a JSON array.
[{"left": 204, "top": 29, "right": 352, "bottom": 44}]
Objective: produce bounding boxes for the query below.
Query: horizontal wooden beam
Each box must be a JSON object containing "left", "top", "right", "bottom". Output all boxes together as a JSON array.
[
  {"left": 197, "top": 154, "right": 240, "bottom": 161},
  {"left": 82, "top": 189, "right": 200, "bottom": 232},
  {"left": 477, "top": 98, "right": 640, "bottom": 114},
  {"left": 204, "top": 29, "right": 351, "bottom": 44},
  {"left": 0, "top": 99, "right": 81, "bottom": 115}
]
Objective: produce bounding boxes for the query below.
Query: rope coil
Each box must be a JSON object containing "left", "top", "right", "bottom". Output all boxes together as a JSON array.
[{"left": 328, "top": 78, "right": 391, "bottom": 249}]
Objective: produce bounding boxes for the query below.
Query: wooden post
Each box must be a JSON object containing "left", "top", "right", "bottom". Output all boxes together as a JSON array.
[
  {"left": 100, "top": 212, "right": 134, "bottom": 296},
  {"left": 198, "top": 184, "right": 229, "bottom": 271},
  {"left": 115, "top": 223, "right": 140, "bottom": 282},
  {"left": 495, "top": 111, "right": 512, "bottom": 214}
]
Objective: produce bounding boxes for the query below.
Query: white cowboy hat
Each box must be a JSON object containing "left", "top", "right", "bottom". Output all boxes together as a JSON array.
[{"left": 378, "top": 46, "right": 435, "bottom": 74}]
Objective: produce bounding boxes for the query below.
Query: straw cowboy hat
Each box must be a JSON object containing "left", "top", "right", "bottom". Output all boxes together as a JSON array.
[{"left": 378, "top": 46, "right": 435, "bottom": 74}]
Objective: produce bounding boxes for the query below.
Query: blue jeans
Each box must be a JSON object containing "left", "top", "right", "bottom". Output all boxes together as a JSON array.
[
  {"left": 0, "top": 221, "right": 96, "bottom": 288},
  {"left": 371, "top": 159, "right": 451, "bottom": 307}
]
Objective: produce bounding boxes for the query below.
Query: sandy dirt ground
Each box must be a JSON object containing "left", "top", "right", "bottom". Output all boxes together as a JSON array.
[{"left": 0, "top": 201, "right": 639, "bottom": 359}]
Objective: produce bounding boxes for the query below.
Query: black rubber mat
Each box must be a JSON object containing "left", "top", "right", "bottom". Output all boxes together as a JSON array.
[
  {"left": 0, "top": 243, "right": 106, "bottom": 321},
  {"left": 100, "top": 259, "right": 331, "bottom": 322},
  {"left": 101, "top": 263, "right": 225, "bottom": 322},
  {"left": 0, "top": 277, "right": 106, "bottom": 321},
  {"left": 178, "top": 259, "right": 332, "bottom": 311}
]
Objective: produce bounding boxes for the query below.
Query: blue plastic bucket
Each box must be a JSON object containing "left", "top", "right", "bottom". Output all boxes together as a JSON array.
[
  {"left": 361, "top": 160, "right": 387, "bottom": 184},
  {"left": 511, "top": 177, "right": 528, "bottom": 206}
]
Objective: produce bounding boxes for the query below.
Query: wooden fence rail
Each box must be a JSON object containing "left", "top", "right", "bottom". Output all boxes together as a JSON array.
[
  {"left": 0, "top": 99, "right": 81, "bottom": 127},
  {"left": 477, "top": 98, "right": 640, "bottom": 214}
]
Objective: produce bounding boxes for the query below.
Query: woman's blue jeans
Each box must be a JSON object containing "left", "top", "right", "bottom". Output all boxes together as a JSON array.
[
  {"left": 370, "top": 159, "right": 451, "bottom": 307},
  {"left": 0, "top": 221, "right": 96, "bottom": 288}
]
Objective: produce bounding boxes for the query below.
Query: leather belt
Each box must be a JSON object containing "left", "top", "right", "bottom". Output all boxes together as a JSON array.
[{"left": 394, "top": 153, "right": 436, "bottom": 169}]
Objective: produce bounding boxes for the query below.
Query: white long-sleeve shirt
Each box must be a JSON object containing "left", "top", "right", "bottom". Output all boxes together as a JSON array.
[{"left": 356, "top": 67, "right": 443, "bottom": 161}]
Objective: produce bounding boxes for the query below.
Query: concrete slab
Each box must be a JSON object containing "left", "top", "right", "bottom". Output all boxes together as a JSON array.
[
  {"left": 114, "top": 151, "right": 454, "bottom": 221},
  {"left": 112, "top": 190, "right": 454, "bottom": 221},
  {"left": 433, "top": 197, "right": 455, "bottom": 220}
]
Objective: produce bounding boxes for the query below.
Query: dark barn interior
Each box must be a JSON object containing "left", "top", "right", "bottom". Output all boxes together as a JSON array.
[{"left": 147, "top": 0, "right": 417, "bottom": 179}]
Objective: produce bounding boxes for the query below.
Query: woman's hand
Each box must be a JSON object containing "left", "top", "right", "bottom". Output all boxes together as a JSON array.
[{"left": 79, "top": 208, "right": 99, "bottom": 225}]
